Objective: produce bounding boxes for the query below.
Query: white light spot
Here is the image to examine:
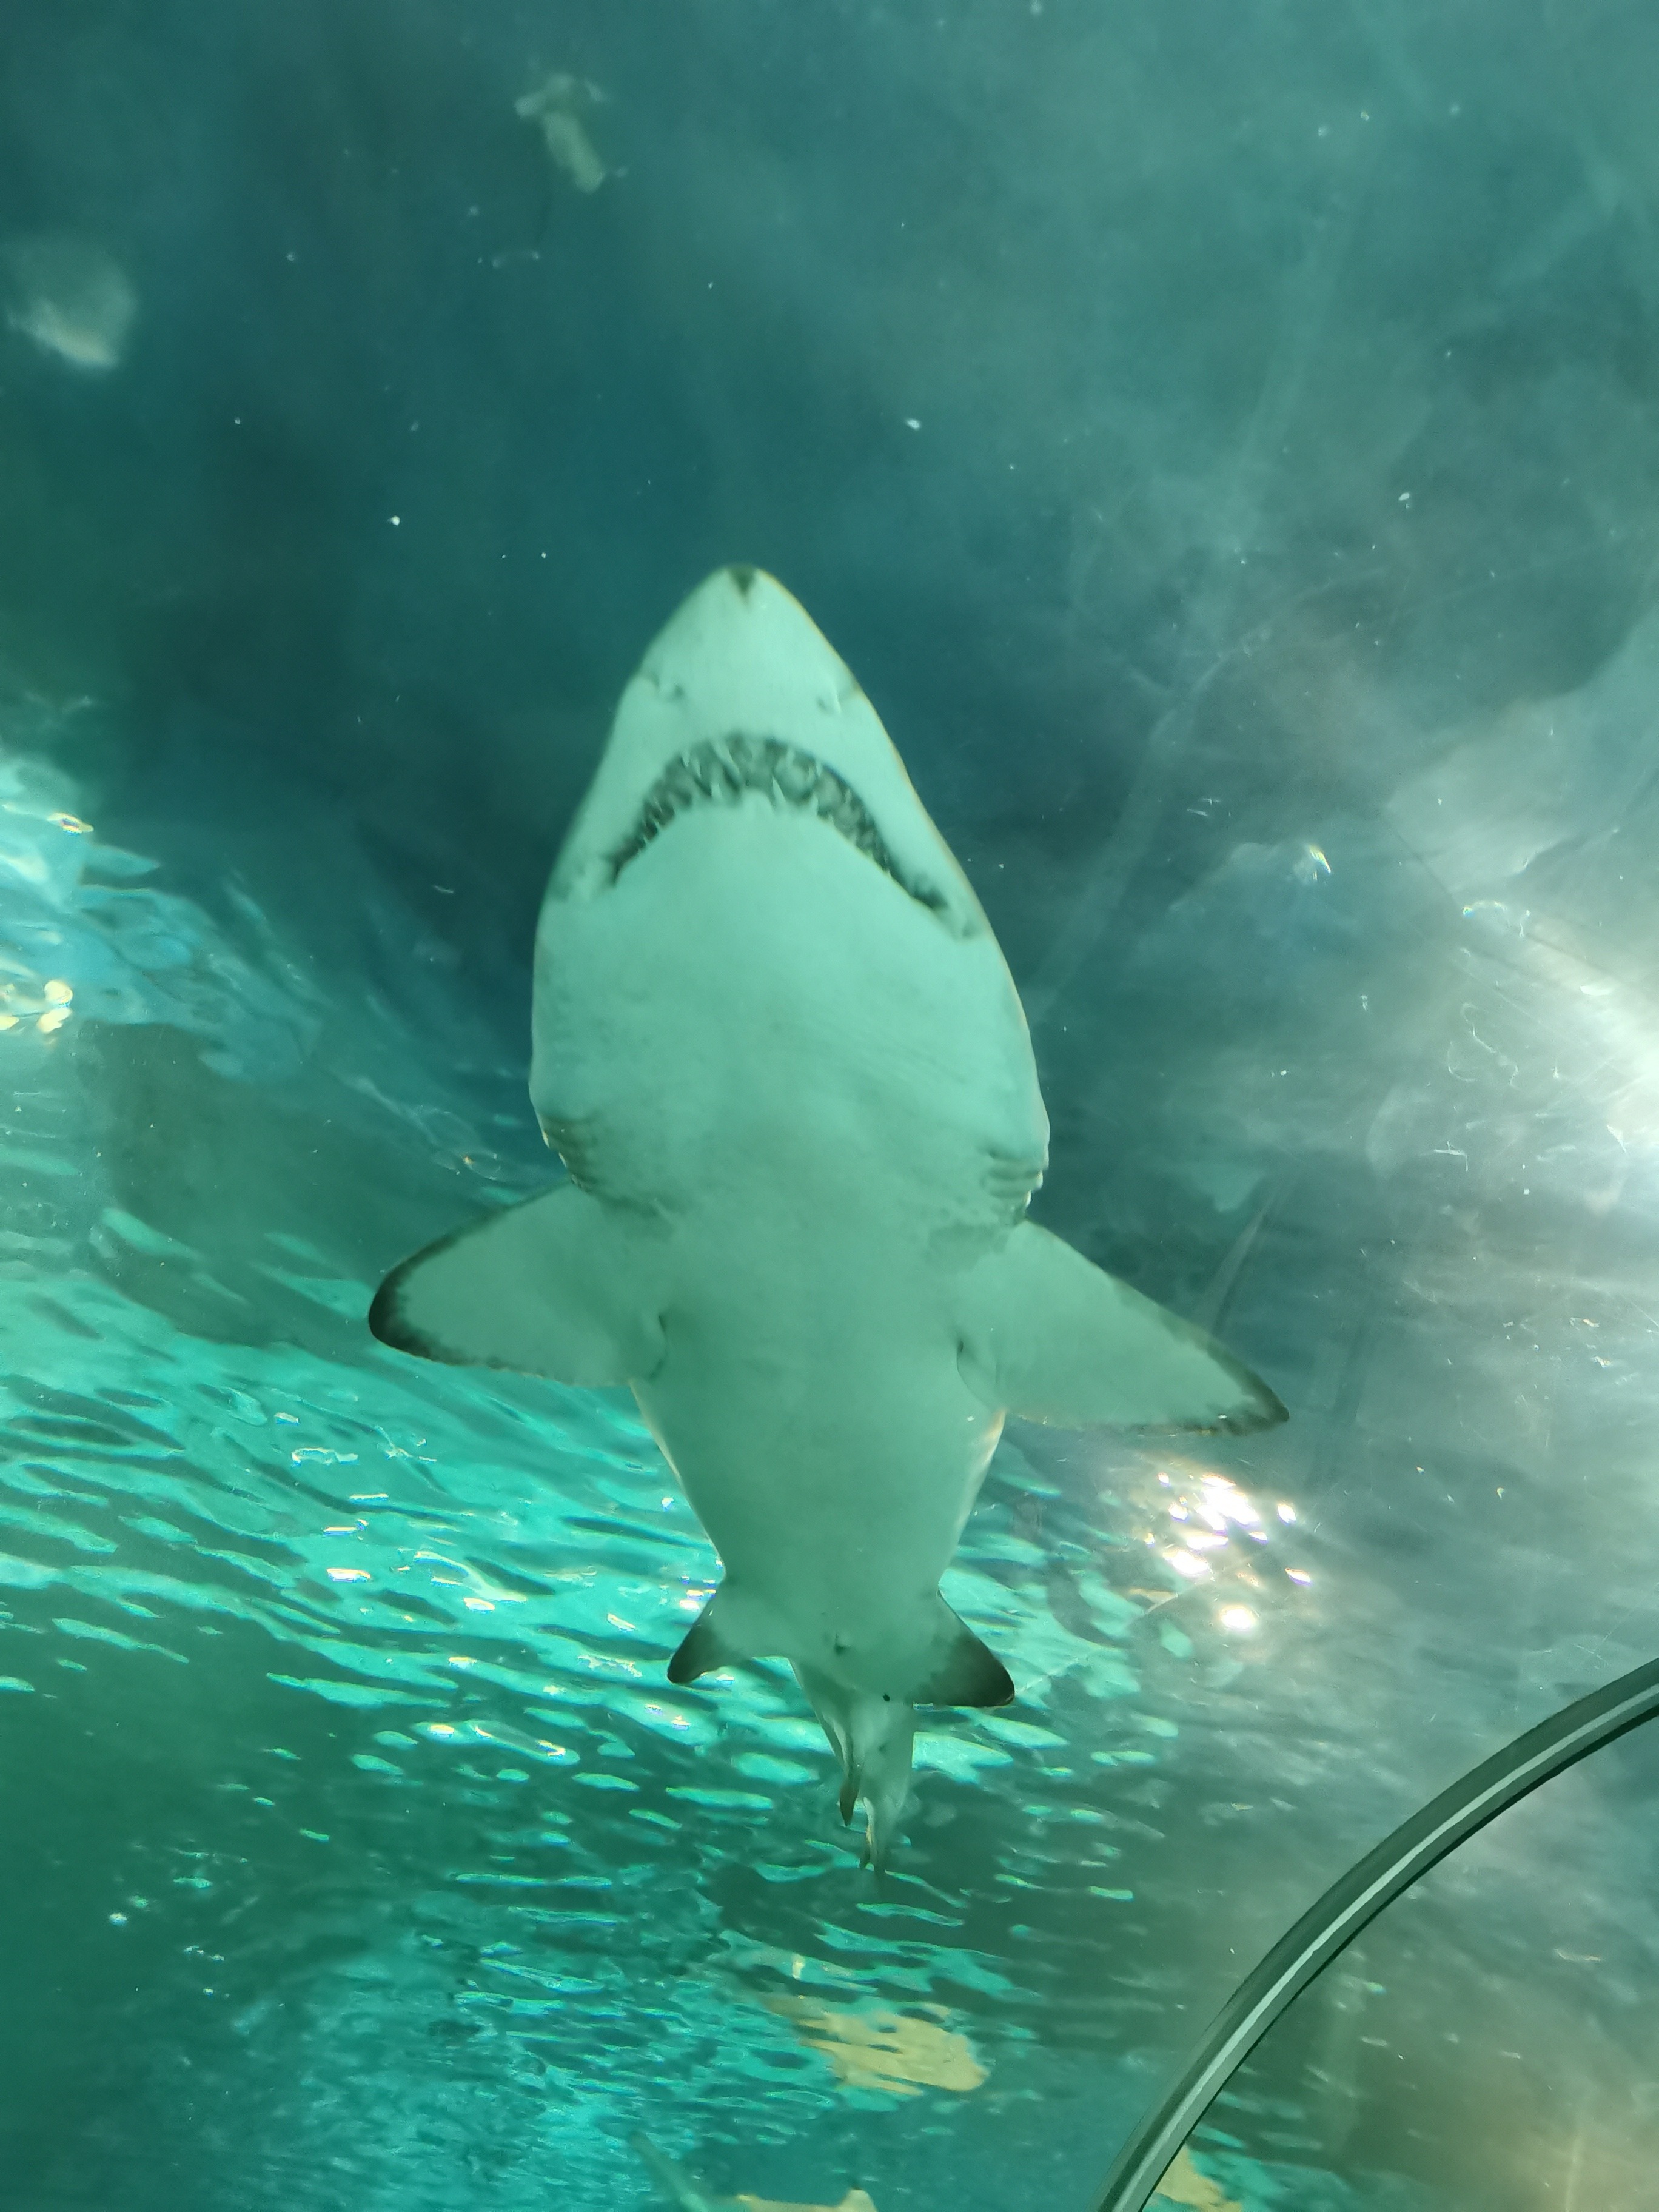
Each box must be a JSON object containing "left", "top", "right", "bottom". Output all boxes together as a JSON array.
[{"left": 1219, "top": 1606, "right": 1258, "bottom": 1634}]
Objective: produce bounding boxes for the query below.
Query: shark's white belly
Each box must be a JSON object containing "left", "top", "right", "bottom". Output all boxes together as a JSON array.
[
  {"left": 370, "top": 568, "right": 1284, "bottom": 1860},
  {"left": 532, "top": 803, "right": 1034, "bottom": 1680},
  {"left": 633, "top": 1216, "right": 1005, "bottom": 1683}
]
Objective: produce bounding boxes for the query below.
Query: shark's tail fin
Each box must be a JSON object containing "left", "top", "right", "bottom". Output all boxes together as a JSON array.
[{"left": 797, "top": 1600, "right": 1013, "bottom": 1867}]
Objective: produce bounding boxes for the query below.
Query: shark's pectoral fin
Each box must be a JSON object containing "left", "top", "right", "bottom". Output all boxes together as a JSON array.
[
  {"left": 369, "top": 1182, "right": 662, "bottom": 1386},
  {"left": 957, "top": 1221, "right": 1285, "bottom": 1433},
  {"left": 915, "top": 1599, "right": 1014, "bottom": 1708}
]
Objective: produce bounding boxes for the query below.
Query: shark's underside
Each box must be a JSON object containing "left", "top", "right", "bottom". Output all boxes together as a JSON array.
[{"left": 370, "top": 566, "right": 1284, "bottom": 1860}]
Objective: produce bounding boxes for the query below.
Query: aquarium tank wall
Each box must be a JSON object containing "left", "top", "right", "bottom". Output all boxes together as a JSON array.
[{"left": 2, "top": 3, "right": 1657, "bottom": 2208}]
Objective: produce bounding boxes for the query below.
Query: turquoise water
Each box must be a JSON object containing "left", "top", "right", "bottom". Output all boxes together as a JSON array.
[
  {"left": 0, "top": 738, "right": 1224, "bottom": 2206},
  {"left": 4, "top": 3, "right": 1659, "bottom": 2208}
]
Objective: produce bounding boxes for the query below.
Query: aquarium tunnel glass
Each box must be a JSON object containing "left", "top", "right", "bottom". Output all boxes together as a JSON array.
[
  {"left": 1150, "top": 1700, "right": 1659, "bottom": 2212},
  {"left": 2, "top": 4, "right": 1657, "bottom": 2211}
]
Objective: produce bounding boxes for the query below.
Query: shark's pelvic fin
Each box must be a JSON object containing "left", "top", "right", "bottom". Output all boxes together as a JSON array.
[
  {"left": 957, "top": 1221, "right": 1286, "bottom": 1433},
  {"left": 667, "top": 1587, "right": 756, "bottom": 1684},
  {"left": 914, "top": 1600, "right": 1014, "bottom": 1708},
  {"left": 369, "top": 1182, "right": 662, "bottom": 1386}
]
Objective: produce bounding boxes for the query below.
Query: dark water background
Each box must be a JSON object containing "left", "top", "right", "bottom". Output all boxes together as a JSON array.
[{"left": 2, "top": 3, "right": 1658, "bottom": 2207}]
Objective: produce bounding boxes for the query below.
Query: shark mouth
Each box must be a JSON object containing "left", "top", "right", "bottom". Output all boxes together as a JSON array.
[{"left": 606, "top": 732, "right": 948, "bottom": 917}]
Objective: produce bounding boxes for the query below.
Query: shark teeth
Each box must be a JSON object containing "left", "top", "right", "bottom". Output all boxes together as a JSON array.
[{"left": 607, "top": 732, "right": 947, "bottom": 916}]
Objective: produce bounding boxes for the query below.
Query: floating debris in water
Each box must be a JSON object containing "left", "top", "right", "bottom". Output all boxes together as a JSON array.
[
  {"left": 4, "top": 235, "right": 136, "bottom": 370},
  {"left": 1292, "top": 840, "right": 1331, "bottom": 884},
  {"left": 515, "top": 72, "right": 612, "bottom": 195}
]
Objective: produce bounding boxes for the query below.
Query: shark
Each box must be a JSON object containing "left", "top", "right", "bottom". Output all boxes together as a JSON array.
[
  {"left": 631, "top": 2133, "right": 877, "bottom": 2212},
  {"left": 370, "top": 566, "right": 1284, "bottom": 1860}
]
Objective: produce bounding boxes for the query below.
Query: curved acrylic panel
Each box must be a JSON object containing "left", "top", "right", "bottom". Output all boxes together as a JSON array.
[{"left": 1151, "top": 1720, "right": 1659, "bottom": 2211}]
